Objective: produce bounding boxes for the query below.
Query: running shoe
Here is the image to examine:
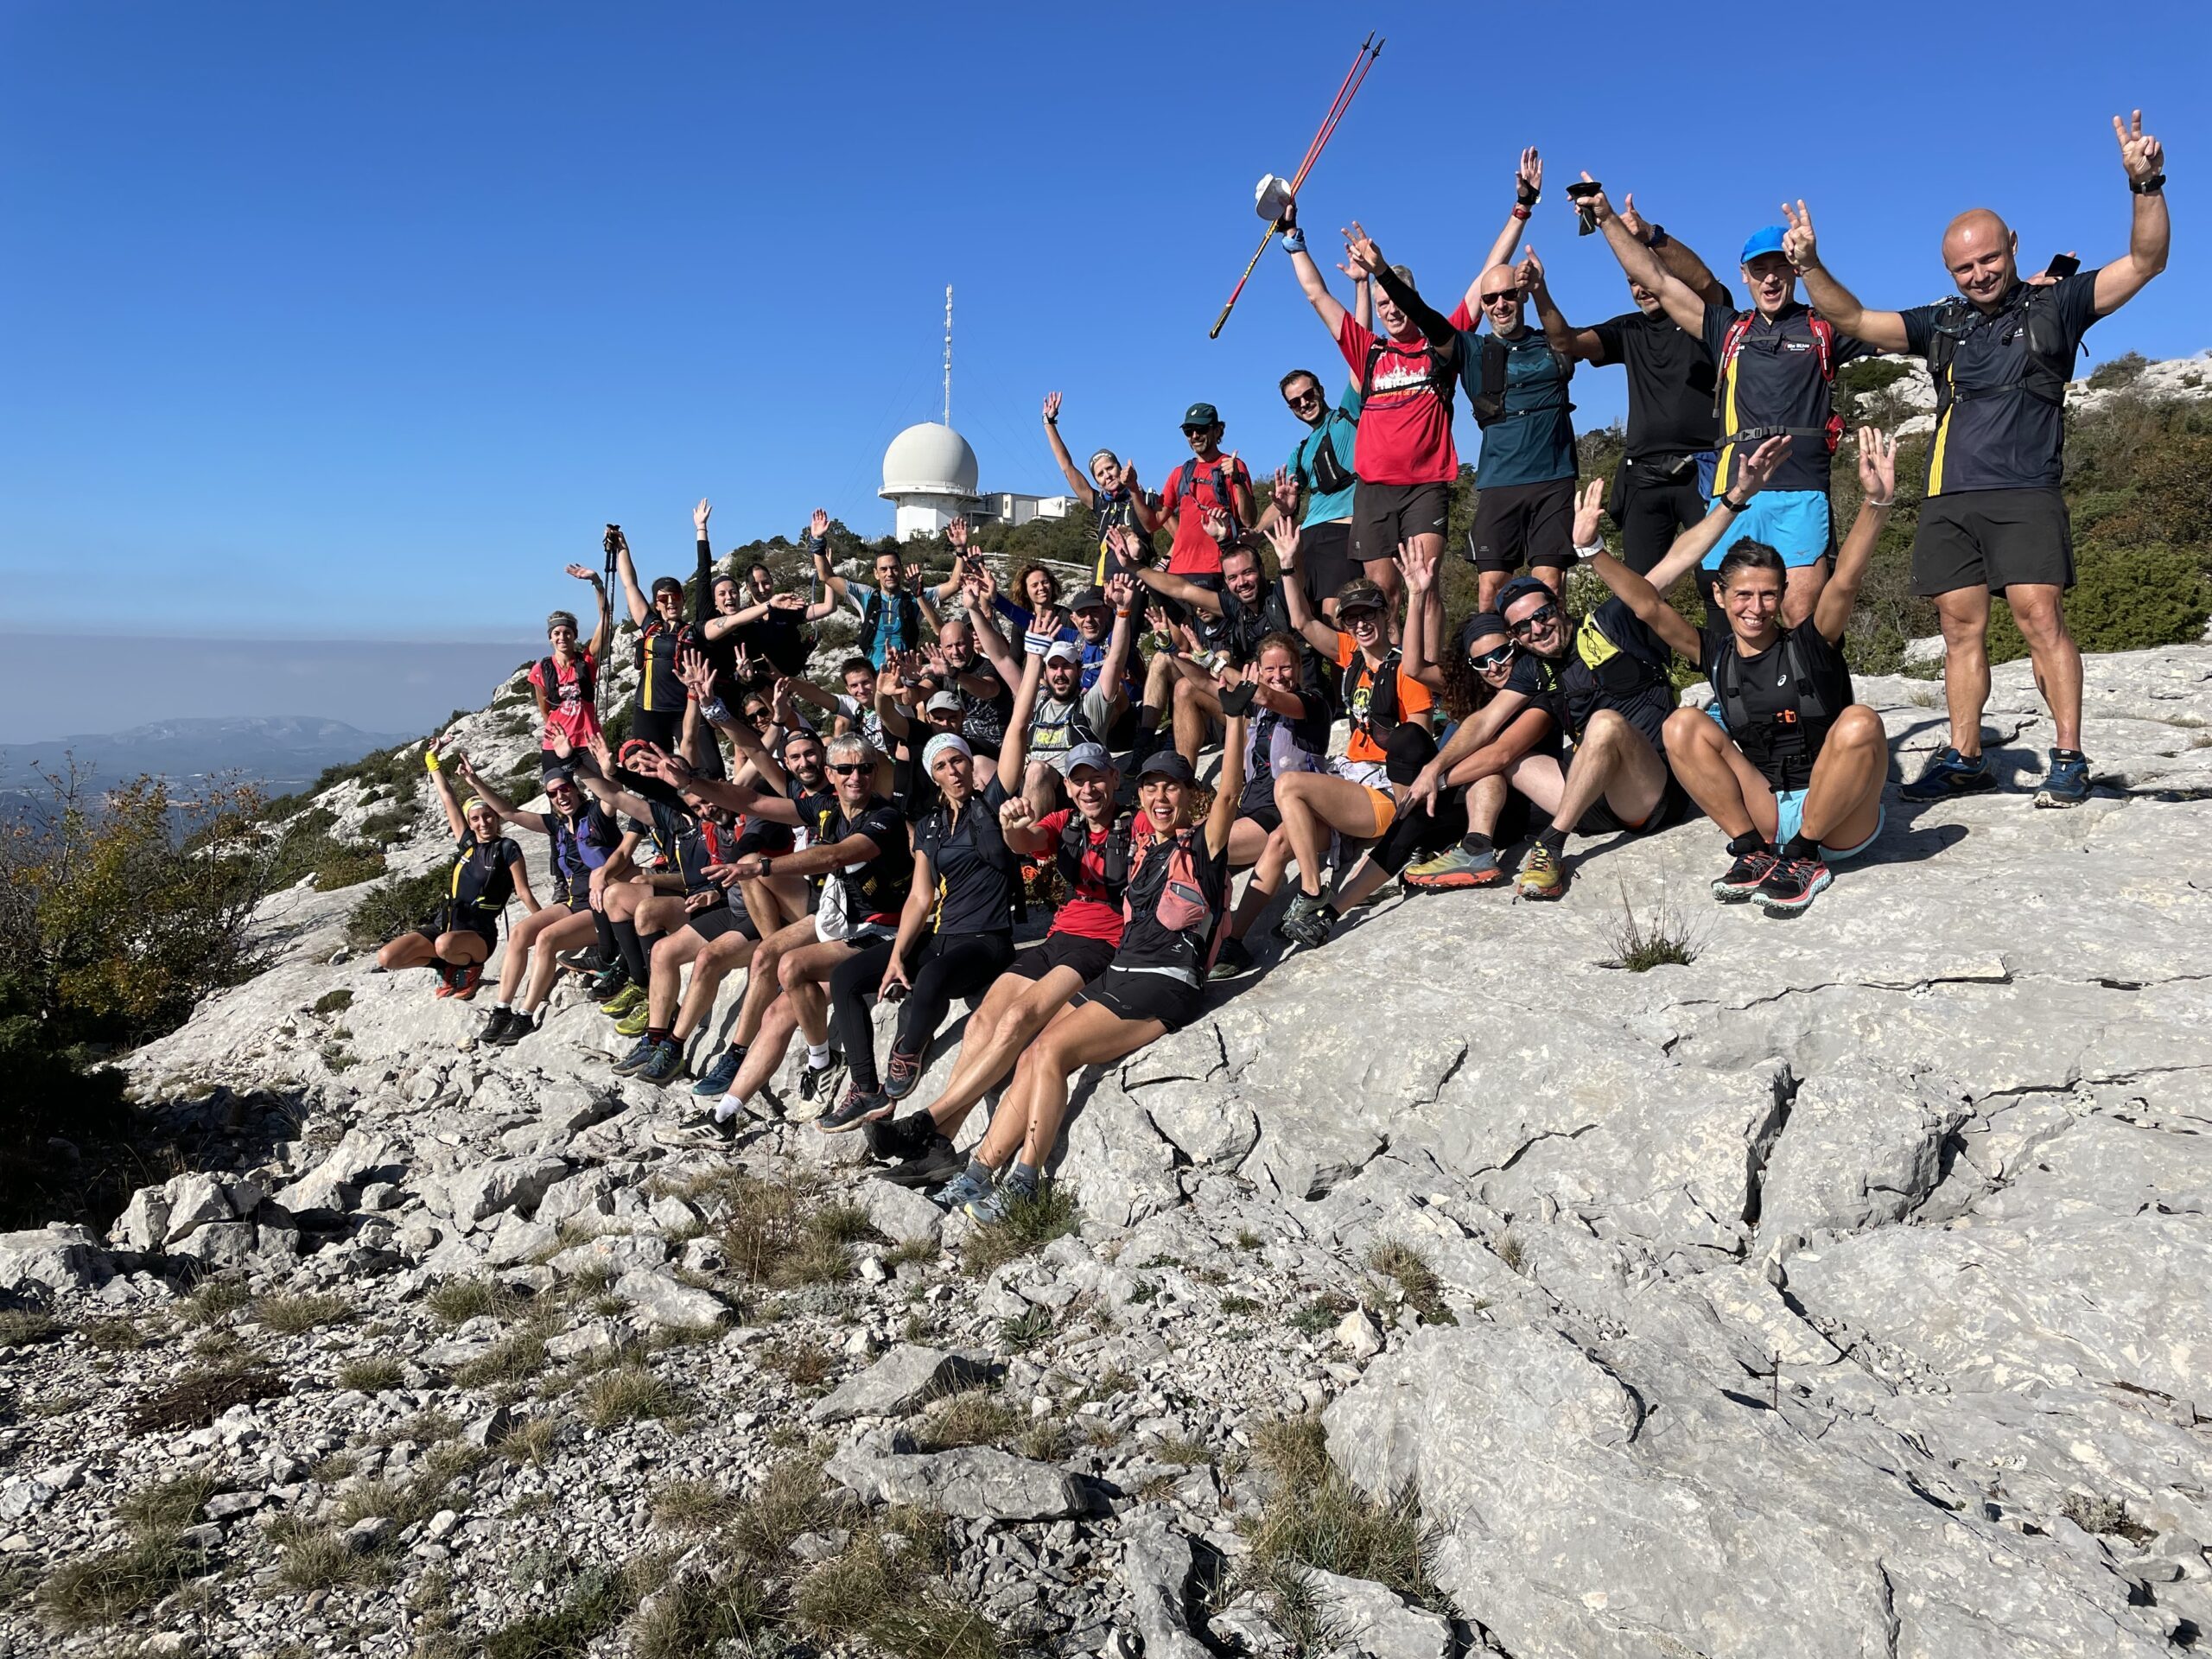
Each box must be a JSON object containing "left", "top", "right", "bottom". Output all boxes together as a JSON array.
[
  {"left": 691, "top": 1046, "right": 745, "bottom": 1098},
  {"left": 610, "top": 1034, "right": 658, "bottom": 1077},
  {"left": 1901, "top": 747, "right": 1997, "bottom": 802},
  {"left": 1514, "top": 842, "right": 1569, "bottom": 902},
  {"left": 448, "top": 961, "right": 485, "bottom": 1001},
  {"left": 613, "top": 1001, "right": 652, "bottom": 1039},
  {"left": 873, "top": 1128, "right": 966, "bottom": 1191},
  {"left": 1755, "top": 855, "right": 1833, "bottom": 917},
  {"left": 963, "top": 1176, "right": 1037, "bottom": 1226},
  {"left": 601, "top": 983, "right": 646, "bottom": 1020},
  {"left": 1274, "top": 891, "right": 1333, "bottom": 950},
  {"left": 475, "top": 1006, "right": 515, "bottom": 1045},
  {"left": 882, "top": 1048, "right": 925, "bottom": 1100},
  {"left": 587, "top": 963, "right": 631, "bottom": 1002},
  {"left": 1402, "top": 845, "right": 1506, "bottom": 892},
  {"left": 2032, "top": 748, "right": 2091, "bottom": 810},
  {"left": 1207, "top": 938, "right": 1256, "bottom": 982},
  {"left": 681, "top": 1107, "right": 741, "bottom": 1144},
  {"left": 556, "top": 945, "right": 607, "bottom": 976},
  {"left": 488, "top": 1007, "right": 534, "bottom": 1046},
  {"left": 1712, "top": 848, "right": 1778, "bottom": 903},
  {"left": 634, "top": 1039, "right": 685, "bottom": 1086},
  {"left": 433, "top": 963, "right": 464, "bottom": 999},
  {"left": 797, "top": 1055, "right": 840, "bottom": 1106},
  {"left": 934, "top": 1167, "right": 995, "bottom": 1213},
  {"left": 817, "top": 1084, "right": 892, "bottom": 1133}
]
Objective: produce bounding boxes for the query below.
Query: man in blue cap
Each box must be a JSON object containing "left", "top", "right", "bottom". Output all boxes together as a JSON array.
[{"left": 1577, "top": 177, "right": 1872, "bottom": 626}]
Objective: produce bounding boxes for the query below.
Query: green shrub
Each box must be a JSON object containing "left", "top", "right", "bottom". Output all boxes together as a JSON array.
[
  {"left": 357, "top": 807, "right": 412, "bottom": 844},
  {"left": 2087, "top": 350, "right": 2149, "bottom": 391},
  {"left": 345, "top": 868, "right": 453, "bottom": 950},
  {"left": 1985, "top": 542, "right": 2210, "bottom": 664},
  {"left": 310, "top": 849, "right": 386, "bottom": 892}
]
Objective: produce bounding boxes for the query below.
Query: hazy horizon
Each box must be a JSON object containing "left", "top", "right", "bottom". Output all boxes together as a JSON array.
[{"left": 0, "top": 632, "right": 538, "bottom": 745}]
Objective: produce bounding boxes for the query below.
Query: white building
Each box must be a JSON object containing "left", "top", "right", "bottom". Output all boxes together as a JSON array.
[{"left": 879, "top": 420, "right": 1079, "bottom": 542}]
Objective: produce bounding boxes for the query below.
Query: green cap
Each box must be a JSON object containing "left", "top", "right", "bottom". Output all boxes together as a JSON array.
[{"left": 1181, "top": 402, "right": 1221, "bottom": 429}]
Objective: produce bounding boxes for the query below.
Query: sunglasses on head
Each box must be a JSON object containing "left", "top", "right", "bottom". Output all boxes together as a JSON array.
[
  {"left": 827, "top": 761, "right": 869, "bottom": 776},
  {"left": 1471, "top": 644, "right": 1515, "bottom": 671},
  {"left": 1508, "top": 603, "right": 1560, "bottom": 636}
]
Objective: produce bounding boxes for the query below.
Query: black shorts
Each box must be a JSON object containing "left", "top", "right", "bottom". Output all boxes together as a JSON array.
[
  {"left": 1611, "top": 454, "right": 1712, "bottom": 577},
  {"left": 1910, "top": 489, "right": 2075, "bottom": 597},
  {"left": 1007, "top": 931, "right": 1116, "bottom": 985},
  {"left": 1296, "top": 520, "right": 1358, "bottom": 609},
  {"left": 416, "top": 915, "right": 499, "bottom": 954},
  {"left": 687, "top": 903, "right": 759, "bottom": 944},
  {"left": 1469, "top": 477, "right": 1575, "bottom": 572},
  {"left": 1580, "top": 775, "right": 1690, "bottom": 837},
  {"left": 1071, "top": 965, "right": 1203, "bottom": 1032},
  {"left": 1351, "top": 480, "right": 1450, "bottom": 566},
  {"left": 1240, "top": 802, "right": 1282, "bottom": 835},
  {"left": 563, "top": 893, "right": 596, "bottom": 916},
  {"left": 629, "top": 704, "right": 685, "bottom": 751}
]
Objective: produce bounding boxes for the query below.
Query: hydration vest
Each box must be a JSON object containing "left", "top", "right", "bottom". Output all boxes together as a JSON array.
[
  {"left": 1344, "top": 646, "right": 1407, "bottom": 746},
  {"left": 1467, "top": 333, "right": 1572, "bottom": 429},
  {"left": 1710, "top": 632, "right": 1840, "bottom": 794},
  {"left": 1713, "top": 309, "right": 1841, "bottom": 452},
  {"left": 1170, "top": 457, "right": 1250, "bottom": 536},
  {"left": 1057, "top": 810, "right": 1134, "bottom": 905},
  {"left": 1122, "top": 824, "right": 1230, "bottom": 978},
  {"left": 855, "top": 588, "right": 923, "bottom": 663},
  {"left": 635, "top": 619, "right": 695, "bottom": 710},
  {"left": 537, "top": 652, "right": 596, "bottom": 711},
  {"left": 1360, "top": 331, "right": 1455, "bottom": 410},
  {"left": 1925, "top": 286, "right": 2076, "bottom": 421}
]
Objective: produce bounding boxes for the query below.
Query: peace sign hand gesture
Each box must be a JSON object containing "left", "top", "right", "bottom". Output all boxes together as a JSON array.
[{"left": 2113, "top": 109, "right": 2164, "bottom": 184}]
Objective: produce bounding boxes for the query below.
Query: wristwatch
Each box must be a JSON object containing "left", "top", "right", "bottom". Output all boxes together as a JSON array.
[
  {"left": 757, "top": 855, "right": 772, "bottom": 879},
  {"left": 1721, "top": 492, "right": 1751, "bottom": 512},
  {"left": 2131, "top": 173, "right": 2166, "bottom": 195}
]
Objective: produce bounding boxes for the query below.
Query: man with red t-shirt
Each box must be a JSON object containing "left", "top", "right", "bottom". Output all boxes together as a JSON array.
[
  {"left": 1277, "top": 199, "right": 1456, "bottom": 635},
  {"left": 1131, "top": 402, "right": 1255, "bottom": 585}
]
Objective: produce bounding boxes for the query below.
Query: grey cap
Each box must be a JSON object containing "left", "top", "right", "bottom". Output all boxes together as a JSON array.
[
  {"left": 924, "top": 689, "right": 962, "bottom": 714},
  {"left": 1062, "top": 742, "right": 1115, "bottom": 777}
]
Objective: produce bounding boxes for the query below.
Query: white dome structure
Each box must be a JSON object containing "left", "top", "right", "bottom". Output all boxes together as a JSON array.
[{"left": 880, "top": 422, "right": 982, "bottom": 541}]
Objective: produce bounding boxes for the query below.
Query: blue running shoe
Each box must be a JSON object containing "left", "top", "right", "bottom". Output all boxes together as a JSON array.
[
  {"left": 963, "top": 1177, "right": 1038, "bottom": 1225},
  {"left": 610, "top": 1034, "right": 658, "bottom": 1077},
  {"left": 1901, "top": 747, "right": 1997, "bottom": 802},
  {"left": 935, "top": 1167, "right": 995, "bottom": 1214},
  {"left": 691, "top": 1045, "right": 745, "bottom": 1097},
  {"left": 2033, "top": 748, "right": 2091, "bottom": 809},
  {"left": 635, "top": 1038, "right": 685, "bottom": 1086}
]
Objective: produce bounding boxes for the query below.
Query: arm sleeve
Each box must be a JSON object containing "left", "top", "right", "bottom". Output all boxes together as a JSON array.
[
  {"left": 993, "top": 594, "right": 1034, "bottom": 629},
  {"left": 1371, "top": 265, "right": 1464, "bottom": 374},
  {"left": 692, "top": 536, "right": 713, "bottom": 628}
]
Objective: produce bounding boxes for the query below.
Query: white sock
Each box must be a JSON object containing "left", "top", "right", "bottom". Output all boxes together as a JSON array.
[
  {"left": 806, "top": 1043, "right": 831, "bottom": 1069},
  {"left": 494, "top": 1000, "right": 512, "bottom": 1012},
  {"left": 713, "top": 1093, "right": 746, "bottom": 1122}
]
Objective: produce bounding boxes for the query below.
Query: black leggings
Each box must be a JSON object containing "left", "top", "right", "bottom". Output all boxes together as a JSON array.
[
  {"left": 1372, "top": 789, "right": 1468, "bottom": 875},
  {"left": 830, "top": 931, "right": 1015, "bottom": 1090}
]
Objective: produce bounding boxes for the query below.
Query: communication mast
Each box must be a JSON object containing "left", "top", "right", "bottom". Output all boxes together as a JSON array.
[{"left": 942, "top": 284, "right": 954, "bottom": 426}]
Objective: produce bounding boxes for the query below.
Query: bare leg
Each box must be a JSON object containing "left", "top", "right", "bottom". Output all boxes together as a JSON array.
[
  {"left": 1931, "top": 585, "right": 1993, "bottom": 758},
  {"left": 432, "top": 930, "right": 490, "bottom": 966},
  {"left": 645, "top": 928, "right": 706, "bottom": 1030},
  {"left": 1226, "top": 823, "right": 1294, "bottom": 940},
  {"left": 674, "top": 931, "right": 756, "bottom": 1042},
  {"left": 722, "top": 993, "right": 801, "bottom": 1109},
  {"left": 518, "top": 910, "right": 597, "bottom": 1014},
  {"left": 976, "top": 1001, "right": 1166, "bottom": 1173},
  {"left": 495, "top": 906, "right": 563, "bottom": 1004},
  {"left": 776, "top": 938, "right": 861, "bottom": 1046},
  {"left": 1796, "top": 705, "right": 1887, "bottom": 849},
  {"left": 1781, "top": 561, "right": 1827, "bottom": 627},
  {"left": 1549, "top": 710, "right": 1667, "bottom": 837},
  {"left": 1274, "top": 771, "right": 1387, "bottom": 899},
  {"left": 1171, "top": 677, "right": 1222, "bottom": 767},
  {"left": 2005, "top": 583, "right": 2082, "bottom": 753},
  {"left": 1661, "top": 708, "right": 1777, "bottom": 843},
  {"left": 378, "top": 932, "right": 437, "bottom": 973},
  {"left": 920, "top": 967, "right": 1089, "bottom": 1137},
  {"left": 731, "top": 918, "right": 812, "bottom": 1049}
]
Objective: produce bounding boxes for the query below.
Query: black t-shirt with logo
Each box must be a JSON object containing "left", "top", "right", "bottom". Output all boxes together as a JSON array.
[
  {"left": 914, "top": 777, "right": 1014, "bottom": 938},
  {"left": 1698, "top": 615, "right": 1854, "bottom": 791},
  {"left": 1701, "top": 301, "right": 1873, "bottom": 494},
  {"left": 1590, "top": 309, "right": 1719, "bottom": 460},
  {"left": 1899, "top": 272, "right": 2099, "bottom": 496},
  {"left": 823, "top": 798, "right": 911, "bottom": 926}
]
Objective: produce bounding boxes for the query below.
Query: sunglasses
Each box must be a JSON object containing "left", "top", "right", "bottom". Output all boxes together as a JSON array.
[
  {"left": 1181, "top": 425, "right": 1212, "bottom": 436},
  {"left": 827, "top": 762, "right": 870, "bottom": 776},
  {"left": 1481, "top": 289, "right": 1517, "bottom": 305},
  {"left": 1470, "top": 644, "right": 1515, "bottom": 671},
  {"left": 1286, "top": 390, "right": 1322, "bottom": 408},
  {"left": 1508, "top": 603, "right": 1560, "bottom": 637},
  {"left": 741, "top": 707, "right": 769, "bottom": 722},
  {"left": 1341, "top": 607, "right": 1384, "bottom": 625}
]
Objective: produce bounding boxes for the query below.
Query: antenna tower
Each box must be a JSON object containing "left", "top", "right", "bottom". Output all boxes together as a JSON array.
[{"left": 942, "top": 285, "right": 954, "bottom": 426}]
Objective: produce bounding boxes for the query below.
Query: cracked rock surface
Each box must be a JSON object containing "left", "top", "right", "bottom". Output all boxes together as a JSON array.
[{"left": 3, "top": 645, "right": 2209, "bottom": 1655}]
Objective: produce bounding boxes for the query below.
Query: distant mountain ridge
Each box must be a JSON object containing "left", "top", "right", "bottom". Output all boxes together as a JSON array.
[{"left": 0, "top": 715, "right": 412, "bottom": 800}]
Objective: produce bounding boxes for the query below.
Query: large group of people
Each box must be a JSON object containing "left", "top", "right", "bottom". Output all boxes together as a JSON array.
[{"left": 378, "top": 114, "right": 2169, "bottom": 1220}]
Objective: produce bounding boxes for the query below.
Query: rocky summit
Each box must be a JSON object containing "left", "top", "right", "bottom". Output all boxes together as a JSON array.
[{"left": 3, "top": 642, "right": 2210, "bottom": 1658}]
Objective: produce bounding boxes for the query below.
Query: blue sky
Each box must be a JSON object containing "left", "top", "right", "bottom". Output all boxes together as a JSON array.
[{"left": 1, "top": 0, "right": 2202, "bottom": 672}]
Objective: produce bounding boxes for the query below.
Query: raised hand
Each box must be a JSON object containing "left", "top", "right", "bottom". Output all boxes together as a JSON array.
[
  {"left": 1573, "top": 171, "right": 1615, "bottom": 225},
  {"left": 585, "top": 733, "right": 615, "bottom": 775},
  {"left": 946, "top": 516, "right": 969, "bottom": 553},
  {"left": 1117, "top": 460, "right": 1139, "bottom": 495},
  {"left": 1516, "top": 147, "right": 1542, "bottom": 201},
  {"left": 1395, "top": 538, "right": 1438, "bottom": 595},
  {"left": 2113, "top": 109, "right": 2164, "bottom": 184},
  {"left": 1271, "top": 467, "right": 1300, "bottom": 516},
  {"left": 1516, "top": 244, "right": 1546, "bottom": 294},
  {"left": 676, "top": 647, "right": 717, "bottom": 702},
  {"left": 1274, "top": 195, "right": 1298, "bottom": 234},
  {"left": 1340, "top": 220, "right": 1387, "bottom": 276},
  {"left": 1042, "top": 391, "right": 1063, "bottom": 423},
  {"left": 769, "top": 590, "right": 804, "bottom": 611},
  {"left": 1736, "top": 434, "right": 1795, "bottom": 498},
  {"left": 1618, "top": 191, "right": 1648, "bottom": 244},
  {"left": 999, "top": 796, "right": 1036, "bottom": 834},
  {"left": 1572, "top": 479, "right": 1608, "bottom": 549},
  {"left": 1200, "top": 505, "right": 1233, "bottom": 544},
  {"left": 1104, "top": 571, "right": 1135, "bottom": 612},
  {"left": 1856, "top": 427, "right": 1898, "bottom": 505},
  {"left": 770, "top": 677, "right": 796, "bottom": 726},
  {"left": 563, "top": 562, "right": 599, "bottom": 584},
  {"left": 1781, "top": 200, "right": 1818, "bottom": 272},
  {"left": 807, "top": 508, "right": 830, "bottom": 543},
  {"left": 1266, "top": 513, "right": 1300, "bottom": 570},
  {"left": 693, "top": 498, "right": 711, "bottom": 535}
]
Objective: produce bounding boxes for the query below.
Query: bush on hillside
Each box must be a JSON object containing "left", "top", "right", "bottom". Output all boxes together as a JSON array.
[
  {"left": 345, "top": 868, "right": 453, "bottom": 950},
  {"left": 2087, "top": 351, "right": 2149, "bottom": 391}
]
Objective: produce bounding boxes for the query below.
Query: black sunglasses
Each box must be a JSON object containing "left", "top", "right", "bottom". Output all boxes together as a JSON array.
[
  {"left": 1181, "top": 424, "right": 1214, "bottom": 435},
  {"left": 1507, "top": 603, "right": 1560, "bottom": 636},
  {"left": 827, "top": 761, "right": 870, "bottom": 776},
  {"left": 1470, "top": 644, "right": 1515, "bottom": 671},
  {"left": 1285, "top": 389, "right": 1322, "bottom": 407},
  {"left": 1480, "top": 289, "right": 1517, "bottom": 305}
]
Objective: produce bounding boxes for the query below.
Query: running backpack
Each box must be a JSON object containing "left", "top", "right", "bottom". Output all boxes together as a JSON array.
[
  {"left": 1344, "top": 647, "right": 1405, "bottom": 743},
  {"left": 1123, "top": 824, "right": 1230, "bottom": 976},
  {"left": 1057, "top": 810, "right": 1135, "bottom": 904},
  {"left": 1360, "top": 332, "right": 1455, "bottom": 410},
  {"left": 537, "top": 652, "right": 596, "bottom": 710},
  {"left": 1712, "top": 310, "right": 1841, "bottom": 453},
  {"left": 1711, "top": 631, "right": 1844, "bottom": 791},
  {"left": 855, "top": 588, "right": 923, "bottom": 662},
  {"left": 1925, "top": 287, "right": 2077, "bottom": 420},
  {"left": 1170, "top": 458, "right": 1250, "bottom": 536}
]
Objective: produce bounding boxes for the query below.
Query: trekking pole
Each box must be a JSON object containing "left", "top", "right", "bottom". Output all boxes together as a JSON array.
[{"left": 1209, "top": 35, "right": 1382, "bottom": 340}]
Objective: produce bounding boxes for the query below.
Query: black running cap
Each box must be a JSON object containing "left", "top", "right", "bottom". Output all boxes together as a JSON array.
[
  {"left": 1136, "top": 750, "right": 1195, "bottom": 785},
  {"left": 1457, "top": 611, "right": 1510, "bottom": 654},
  {"left": 1497, "top": 575, "right": 1553, "bottom": 618}
]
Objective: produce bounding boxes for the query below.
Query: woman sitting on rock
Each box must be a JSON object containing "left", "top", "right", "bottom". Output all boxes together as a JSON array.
[
  {"left": 375, "top": 748, "right": 539, "bottom": 999},
  {"left": 1580, "top": 427, "right": 1899, "bottom": 916},
  {"left": 935, "top": 717, "right": 1245, "bottom": 1225}
]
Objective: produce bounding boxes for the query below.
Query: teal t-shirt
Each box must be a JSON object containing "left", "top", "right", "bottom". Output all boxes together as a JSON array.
[
  {"left": 1287, "top": 383, "right": 1363, "bottom": 524},
  {"left": 1474, "top": 330, "right": 1576, "bottom": 489}
]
